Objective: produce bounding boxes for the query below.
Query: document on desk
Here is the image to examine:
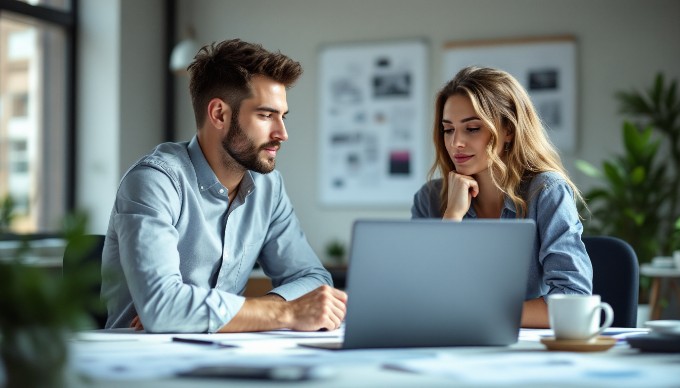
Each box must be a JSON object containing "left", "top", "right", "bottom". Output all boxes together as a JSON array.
[
  {"left": 72, "top": 327, "right": 337, "bottom": 378},
  {"left": 384, "top": 352, "right": 680, "bottom": 386},
  {"left": 260, "top": 326, "right": 345, "bottom": 338},
  {"left": 71, "top": 336, "right": 323, "bottom": 380},
  {"left": 69, "top": 326, "right": 431, "bottom": 381},
  {"left": 72, "top": 327, "right": 325, "bottom": 345}
]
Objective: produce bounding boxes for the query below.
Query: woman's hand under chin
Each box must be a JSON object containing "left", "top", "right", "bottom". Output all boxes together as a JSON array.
[{"left": 443, "top": 171, "right": 479, "bottom": 221}]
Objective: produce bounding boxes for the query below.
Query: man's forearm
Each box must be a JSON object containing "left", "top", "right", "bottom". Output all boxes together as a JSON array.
[
  {"left": 218, "top": 285, "right": 347, "bottom": 333},
  {"left": 218, "top": 294, "right": 291, "bottom": 332}
]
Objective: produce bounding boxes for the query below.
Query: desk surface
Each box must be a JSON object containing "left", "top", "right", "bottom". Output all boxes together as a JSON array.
[{"left": 64, "top": 327, "right": 680, "bottom": 387}]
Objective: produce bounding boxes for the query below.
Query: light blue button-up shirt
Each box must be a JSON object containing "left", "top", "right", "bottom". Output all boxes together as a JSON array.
[
  {"left": 101, "top": 136, "right": 332, "bottom": 333},
  {"left": 411, "top": 171, "right": 592, "bottom": 300}
]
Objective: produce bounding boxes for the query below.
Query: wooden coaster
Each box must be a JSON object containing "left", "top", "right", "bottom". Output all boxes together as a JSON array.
[{"left": 540, "top": 336, "right": 616, "bottom": 352}]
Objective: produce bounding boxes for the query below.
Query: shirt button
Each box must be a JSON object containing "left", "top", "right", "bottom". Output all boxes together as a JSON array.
[
  {"left": 219, "top": 188, "right": 225, "bottom": 194},
  {"left": 200, "top": 185, "right": 204, "bottom": 190}
]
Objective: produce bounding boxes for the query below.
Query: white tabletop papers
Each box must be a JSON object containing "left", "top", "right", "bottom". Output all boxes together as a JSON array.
[{"left": 68, "top": 327, "right": 680, "bottom": 386}]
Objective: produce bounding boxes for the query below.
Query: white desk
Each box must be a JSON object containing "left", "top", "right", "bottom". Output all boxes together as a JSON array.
[{"left": 66, "top": 328, "right": 680, "bottom": 387}]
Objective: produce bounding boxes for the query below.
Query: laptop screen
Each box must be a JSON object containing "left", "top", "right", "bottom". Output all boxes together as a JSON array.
[{"left": 341, "top": 219, "right": 536, "bottom": 349}]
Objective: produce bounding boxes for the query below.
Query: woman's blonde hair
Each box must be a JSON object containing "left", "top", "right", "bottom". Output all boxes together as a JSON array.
[{"left": 429, "top": 66, "right": 584, "bottom": 217}]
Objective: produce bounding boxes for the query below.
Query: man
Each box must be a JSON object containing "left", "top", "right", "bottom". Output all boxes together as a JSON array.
[{"left": 101, "top": 39, "right": 347, "bottom": 333}]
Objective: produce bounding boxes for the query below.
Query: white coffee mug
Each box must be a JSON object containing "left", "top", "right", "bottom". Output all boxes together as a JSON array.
[{"left": 547, "top": 294, "right": 614, "bottom": 341}]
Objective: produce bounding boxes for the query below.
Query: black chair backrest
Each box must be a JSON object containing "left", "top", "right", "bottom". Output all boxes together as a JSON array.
[
  {"left": 62, "top": 234, "right": 107, "bottom": 329},
  {"left": 583, "top": 236, "right": 639, "bottom": 328}
]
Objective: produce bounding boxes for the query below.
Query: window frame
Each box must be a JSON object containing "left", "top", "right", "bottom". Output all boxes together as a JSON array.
[{"left": 0, "top": 0, "right": 78, "bottom": 215}]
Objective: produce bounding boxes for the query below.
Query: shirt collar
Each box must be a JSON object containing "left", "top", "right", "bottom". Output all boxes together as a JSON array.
[
  {"left": 239, "top": 171, "right": 256, "bottom": 199},
  {"left": 188, "top": 136, "right": 222, "bottom": 193},
  {"left": 466, "top": 195, "right": 518, "bottom": 218},
  {"left": 188, "top": 135, "right": 257, "bottom": 197}
]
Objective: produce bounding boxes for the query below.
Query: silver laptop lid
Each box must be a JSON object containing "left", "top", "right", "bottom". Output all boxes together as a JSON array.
[{"left": 342, "top": 219, "right": 536, "bottom": 349}]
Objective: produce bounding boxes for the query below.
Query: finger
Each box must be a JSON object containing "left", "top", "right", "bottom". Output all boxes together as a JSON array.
[
  {"left": 327, "top": 295, "right": 346, "bottom": 316},
  {"left": 469, "top": 180, "right": 479, "bottom": 198},
  {"left": 130, "top": 316, "right": 139, "bottom": 328},
  {"left": 325, "top": 311, "right": 342, "bottom": 331},
  {"left": 329, "top": 288, "right": 348, "bottom": 303},
  {"left": 330, "top": 294, "right": 347, "bottom": 314},
  {"left": 330, "top": 307, "right": 344, "bottom": 328}
]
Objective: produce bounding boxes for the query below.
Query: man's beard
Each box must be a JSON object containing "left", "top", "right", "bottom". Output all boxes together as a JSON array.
[{"left": 221, "top": 114, "right": 280, "bottom": 174}]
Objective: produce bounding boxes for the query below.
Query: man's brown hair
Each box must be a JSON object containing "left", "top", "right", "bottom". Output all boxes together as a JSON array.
[{"left": 187, "top": 39, "right": 303, "bottom": 128}]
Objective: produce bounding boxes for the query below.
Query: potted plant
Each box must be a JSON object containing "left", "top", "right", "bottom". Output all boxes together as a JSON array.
[
  {"left": 616, "top": 73, "right": 680, "bottom": 255},
  {"left": 576, "top": 122, "right": 669, "bottom": 267},
  {"left": 0, "top": 211, "right": 99, "bottom": 388},
  {"left": 576, "top": 73, "right": 680, "bottom": 301},
  {"left": 325, "top": 239, "right": 347, "bottom": 266}
]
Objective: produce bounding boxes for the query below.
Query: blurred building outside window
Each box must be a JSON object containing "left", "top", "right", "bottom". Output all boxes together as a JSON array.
[{"left": 0, "top": 0, "right": 74, "bottom": 234}]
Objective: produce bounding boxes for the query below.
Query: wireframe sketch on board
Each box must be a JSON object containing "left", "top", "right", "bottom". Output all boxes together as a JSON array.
[{"left": 318, "top": 40, "right": 428, "bottom": 206}]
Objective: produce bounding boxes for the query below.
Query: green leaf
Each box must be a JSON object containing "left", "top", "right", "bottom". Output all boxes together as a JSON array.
[
  {"left": 574, "top": 160, "right": 601, "bottom": 178},
  {"left": 665, "top": 79, "right": 677, "bottom": 112},
  {"left": 602, "top": 161, "right": 625, "bottom": 189},
  {"left": 630, "top": 166, "right": 646, "bottom": 185},
  {"left": 650, "top": 73, "right": 664, "bottom": 110}
]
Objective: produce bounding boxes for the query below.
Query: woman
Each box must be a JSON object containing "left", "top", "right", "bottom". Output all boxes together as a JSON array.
[{"left": 411, "top": 66, "right": 592, "bottom": 328}]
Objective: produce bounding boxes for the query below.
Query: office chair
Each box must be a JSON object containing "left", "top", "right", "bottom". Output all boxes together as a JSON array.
[
  {"left": 583, "top": 236, "right": 639, "bottom": 328},
  {"left": 62, "top": 234, "right": 108, "bottom": 329}
]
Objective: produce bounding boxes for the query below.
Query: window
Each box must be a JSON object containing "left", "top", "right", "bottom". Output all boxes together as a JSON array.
[
  {"left": 11, "top": 93, "right": 28, "bottom": 117},
  {"left": 0, "top": 0, "right": 75, "bottom": 233},
  {"left": 13, "top": 0, "right": 71, "bottom": 12}
]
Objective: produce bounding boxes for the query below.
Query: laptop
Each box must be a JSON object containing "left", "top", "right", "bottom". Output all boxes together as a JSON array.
[{"left": 305, "top": 218, "right": 536, "bottom": 350}]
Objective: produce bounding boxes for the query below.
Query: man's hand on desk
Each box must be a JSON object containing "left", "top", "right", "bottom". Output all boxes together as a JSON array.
[
  {"left": 220, "top": 285, "right": 347, "bottom": 333},
  {"left": 128, "top": 285, "right": 347, "bottom": 333},
  {"left": 130, "top": 315, "right": 144, "bottom": 331},
  {"left": 286, "top": 285, "right": 347, "bottom": 331}
]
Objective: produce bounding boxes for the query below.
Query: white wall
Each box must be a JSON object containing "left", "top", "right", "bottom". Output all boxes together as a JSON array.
[
  {"left": 77, "top": 0, "right": 121, "bottom": 233},
  {"left": 79, "top": 1, "right": 679, "bottom": 258},
  {"left": 119, "top": 0, "right": 165, "bottom": 175},
  {"left": 165, "top": 0, "right": 680, "bottom": 261},
  {"left": 78, "top": 0, "right": 164, "bottom": 233}
]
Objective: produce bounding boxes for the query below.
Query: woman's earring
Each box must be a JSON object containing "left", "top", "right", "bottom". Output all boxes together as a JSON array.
[{"left": 504, "top": 142, "right": 511, "bottom": 152}]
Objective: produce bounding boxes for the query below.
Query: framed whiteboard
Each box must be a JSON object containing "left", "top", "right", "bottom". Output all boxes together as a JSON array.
[
  {"left": 442, "top": 36, "right": 577, "bottom": 153},
  {"left": 318, "top": 40, "right": 428, "bottom": 206}
]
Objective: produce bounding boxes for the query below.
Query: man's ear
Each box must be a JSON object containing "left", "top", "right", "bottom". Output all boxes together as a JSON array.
[{"left": 206, "top": 98, "right": 231, "bottom": 130}]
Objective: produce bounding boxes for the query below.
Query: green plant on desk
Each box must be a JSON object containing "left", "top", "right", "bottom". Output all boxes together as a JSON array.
[
  {"left": 0, "top": 211, "right": 100, "bottom": 388},
  {"left": 325, "top": 239, "right": 346, "bottom": 265}
]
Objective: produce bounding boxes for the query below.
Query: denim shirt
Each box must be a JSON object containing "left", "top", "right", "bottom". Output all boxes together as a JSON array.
[
  {"left": 411, "top": 171, "right": 592, "bottom": 300},
  {"left": 101, "top": 136, "right": 332, "bottom": 333}
]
